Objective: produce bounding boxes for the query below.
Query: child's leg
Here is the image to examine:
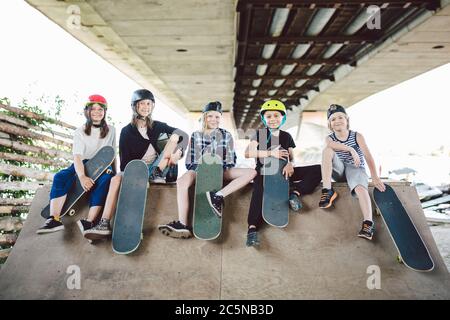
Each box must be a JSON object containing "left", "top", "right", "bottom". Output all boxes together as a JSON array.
[
  {"left": 247, "top": 174, "right": 264, "bottom": 228},
  {"left": 86, "top": 170, "right": 114, "bottom": 222},
  {"left": 49, "top": 196, "right": 67, "bottom": 218},
  {"left": 49, "top": 165, "right": 77, "bottom": 218},
  {"left": 98, "top": 174, "right": 122, "bottom": 221},
  {"left": 220, "top": 168, "right": 257, "bottom": 197},
  {"left": 354, "top": 185, "right": 372, "bottom": 222},
  {"left": 176, "top": 170, "right": 196, "bottom": 225},
  {"left": 321, "top": 147, "right": 335, "bottom": 189},
  {"left": 290, "top": 164, "right": 322, "bottom": 195},
  {"left": 158, "top": 137, "right": 179, "bottom": 171}
]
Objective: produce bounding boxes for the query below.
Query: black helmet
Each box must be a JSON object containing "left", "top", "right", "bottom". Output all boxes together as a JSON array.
[
  {"left": 131, "top": 89, "right": 154, "bottom": 106},
  {"left": 202, "top": 101, "right": 222, "bottom": 114}
]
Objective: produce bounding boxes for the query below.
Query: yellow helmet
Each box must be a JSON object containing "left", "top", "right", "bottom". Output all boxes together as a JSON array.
[{"left": 260, "top": 99, "right": 286, "bottom": 115}]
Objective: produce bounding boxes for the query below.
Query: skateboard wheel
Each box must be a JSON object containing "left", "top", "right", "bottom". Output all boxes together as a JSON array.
[
  {"left": 106, "top": 169, "right": 112, "bottom": 174},
  {"left": 141, "top": 232, "right": 144, "bottom": 240},
  {"left": 397, "top": 255, "right": 403, "bottom": 264},
  {"left": 69, "top": 209, "right": 76, "bottom": 216}
]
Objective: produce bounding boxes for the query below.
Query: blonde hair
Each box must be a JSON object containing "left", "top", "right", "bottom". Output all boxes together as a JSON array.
[{"left": 328, "top": 113, "right": 350, "bottom": 131}]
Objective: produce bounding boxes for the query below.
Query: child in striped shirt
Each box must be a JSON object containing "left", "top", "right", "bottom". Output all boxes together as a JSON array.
[{"left": 319, "top": 104, "right": 385, "bottom": 240}]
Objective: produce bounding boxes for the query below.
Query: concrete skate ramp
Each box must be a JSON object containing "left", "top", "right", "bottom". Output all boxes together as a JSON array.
[{"left": 0, "top": 183, "right": 449, "bottom": 299}]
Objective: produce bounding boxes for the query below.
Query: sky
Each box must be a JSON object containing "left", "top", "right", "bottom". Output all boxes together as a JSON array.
[
  {"left": 1, "top": 0, "right": 449, "bottom": 184},
  {"left": 0, "top": 0, "right": 191, "bottom": 135}
]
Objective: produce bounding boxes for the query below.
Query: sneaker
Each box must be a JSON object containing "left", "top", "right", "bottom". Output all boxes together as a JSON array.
[
  {"left": 150, "top": 167, "right": 166, "bottom": 183},
  {"left": 319, "top": 188, "right": 338, "bottom": 209},
  {"left": 358, "top": 220, "right": 374, "bottom": 240},
  {"left": 84, "top": 218, "right": 112, "bottom": 240},
  {"left": 246, "top": 229, "right": 260, "bottom": 247},
  {"left": 206, "top": 191, "right": 224, "bottom": 218},
  {"left": 36, "top": 216, "right": 64, "bottom": 234},
  {"left": 289, "top": 192, "right": 303, "bottom": 212},
  {"left": 158, "top": 220, "right": 192, "bottom": 239},
  {"left": 76, "top": 219, "right": 93, "bottom": 236}
]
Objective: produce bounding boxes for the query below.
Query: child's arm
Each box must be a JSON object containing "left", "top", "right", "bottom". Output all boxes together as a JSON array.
[
  {"left": 356, "top": 133, "right": 386, "bottom": 192},
  {"left": 325, "top": 136, "right": 361, "bottom": 167},
  {"left": 73, "top": 154, "right": 94, "bottom": 192},
  {"left": 282, "top": 147, "right": 295, "bottom": 179},
  {"left": 245, "top": 141, "right": 289, "bottom": 160}
]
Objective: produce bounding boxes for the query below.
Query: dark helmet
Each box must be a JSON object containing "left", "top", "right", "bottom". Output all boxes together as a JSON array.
[
  {"left": 202, "top": 101, "right": 222, "bottom": 114},
  {"left": 131, "top": 89, "right": 155, "bottom": 107}
]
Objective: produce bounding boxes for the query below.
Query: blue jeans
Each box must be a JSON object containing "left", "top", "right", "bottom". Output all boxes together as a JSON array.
[{"left": 49, "top": 160, "right": 114, "bottom": 207}]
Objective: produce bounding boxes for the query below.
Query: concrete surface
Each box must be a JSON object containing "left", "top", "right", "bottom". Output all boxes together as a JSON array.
[{"left": 0, "top": 183, "right": 449, "bottom": 299}]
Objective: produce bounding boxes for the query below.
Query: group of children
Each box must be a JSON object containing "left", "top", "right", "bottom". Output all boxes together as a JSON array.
[{"left": 36, "top": 90, "right": 385, "bottom": 246}]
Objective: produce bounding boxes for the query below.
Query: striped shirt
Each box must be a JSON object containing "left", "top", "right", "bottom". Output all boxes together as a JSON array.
[
  {"left": 329, "top": 130, "right": 365, "bottom": 168},
  {"left": 186, "top": 128, "right": 236, "bottom": 171}
]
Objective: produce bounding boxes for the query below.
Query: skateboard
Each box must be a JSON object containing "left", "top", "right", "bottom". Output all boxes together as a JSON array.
[
  {"left": 193, "top": 153, "right": 223, "bottom": 240},
  {"left": 262, "top": 147, "right": 289, "bottom": 228},
  {"left": 41, "top": 146, "right": 115, "bottom": 219},
  {"left": 112, "top": 160, "right": 149, "bottom": 254},
  {"left": 373, "top": 184, "right": 434, "bottom": 272}
]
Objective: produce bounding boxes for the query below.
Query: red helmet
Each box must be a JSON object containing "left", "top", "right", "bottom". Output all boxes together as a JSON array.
[{"left": 85, "top": 94, "right": 107, "bottom": 109}]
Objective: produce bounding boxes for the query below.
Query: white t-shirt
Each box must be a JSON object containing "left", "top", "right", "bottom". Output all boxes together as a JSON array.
[
  {"left": 72, "top": 125, "right": 116, "bottom": 160},
  {"left": 138, "top": 126, "right": 157, "bottom": 164}
]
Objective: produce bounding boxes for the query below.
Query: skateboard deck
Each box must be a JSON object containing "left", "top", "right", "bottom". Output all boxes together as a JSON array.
[
  {"left": 41, "top": 146, "right": 115, "bottom": 219},
  {"left": 193, "top": 153, "right": 223, "bottom": 240},
  {"left": 373, "top": 184, "right": 434, "bottom": 272},
  {"left": 112, "top": 160, "right": 149, "bottom": 254},
  {"left": 262, "top": 147, "right": 289, "bottom": 228}
]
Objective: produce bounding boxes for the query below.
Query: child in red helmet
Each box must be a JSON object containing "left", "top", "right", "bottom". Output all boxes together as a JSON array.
[
  {"left": 37, "top": 94, "right": 116, "bottom": 235},
  {"left": 82, "top": 89, "right": 189, "bottom": 241}
]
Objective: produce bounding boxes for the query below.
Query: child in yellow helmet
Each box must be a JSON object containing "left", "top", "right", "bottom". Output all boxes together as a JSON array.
[{"left": 244, "top": 100, "right": 322, "bottom": 247}]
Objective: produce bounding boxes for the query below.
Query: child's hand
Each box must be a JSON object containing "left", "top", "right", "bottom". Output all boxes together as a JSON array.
[
  {"left": 350, "top": 149, "right": 361, "bottom": 167},
  {"left": 270, "top": 148, "right": 289, "bottom": 160},
  {"left": 373, "top": 177, "right": 386, "bottom": 192},
  {"left": 168, "top": 149, "right": 182, "bottom": 166},
  {"left": 79, "top": 175, "right": 95, "bottom": 192},
  {"left": 282, "top": 162, "right": 294, "bottom": 180}
]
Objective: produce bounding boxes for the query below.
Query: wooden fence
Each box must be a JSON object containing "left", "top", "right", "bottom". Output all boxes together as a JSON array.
[{"left": 0, "top": 103, "right": 75, "bottom": 264}]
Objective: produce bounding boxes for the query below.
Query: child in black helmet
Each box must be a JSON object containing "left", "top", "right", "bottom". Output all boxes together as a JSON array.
[
  {"left": 82, "top": 89, "right": 189, "bottom": 241},
  {"left": 244, "top": 99, "right": 322, "bottom": 247},
  {"left": 37, "top": 94, "right": 116, "bottom": 235},
  {"left": 320, "top": 104, "right": 385, "bottom": 240},
  {"left": 158, "top": 101, "right": 257, "bottom": 239}
]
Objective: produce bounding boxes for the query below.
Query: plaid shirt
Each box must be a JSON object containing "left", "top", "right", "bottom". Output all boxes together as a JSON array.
[{"left": 186, "top": 128, "right": 236, "bottom": 171}]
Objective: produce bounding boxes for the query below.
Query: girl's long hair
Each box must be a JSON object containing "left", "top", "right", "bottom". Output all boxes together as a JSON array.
[
  {"left": 84, "top": 106, "right": 109, "bottom": 138},
  {"left": 131, "top": 103, "right": 153, "bottom": 129}
]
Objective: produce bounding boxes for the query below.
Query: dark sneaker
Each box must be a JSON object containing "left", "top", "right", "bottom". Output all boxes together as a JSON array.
[
  {"left": 319, "top": 188, "right": 338, "bottom": 209},
  {"left": 246, "top": 229, "right": 260, "bottom": 247},
  {"left": 76, "top": 219, "right": 93, "bottom": 236},
  {"left": 36, "top": 216, "right": 64, "bottom": 234},
  {"left": 158, "top": 220, "right": 192, "bottom": 239},
  {"left": 206, "top": 191, "right": 224, "bottom": 218},
  {"left": 358, "top": 220, "right": 374, "bottom": 240},
  {"left": 84, "top": 218, "right": 112, "bottom": 240},
  {"left": 150, "top": 167, "right": 166, "bottom": 183},
  {"left": 289, "top": 192, "right": 303, "bottom": 212}
]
